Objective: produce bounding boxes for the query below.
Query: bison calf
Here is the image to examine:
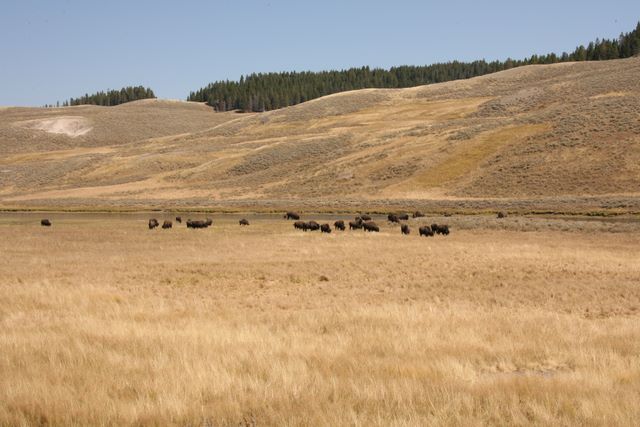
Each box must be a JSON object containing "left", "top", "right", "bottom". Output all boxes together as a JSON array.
[{"left": 41, "top": 219, "right": 52, "bottom": 227}]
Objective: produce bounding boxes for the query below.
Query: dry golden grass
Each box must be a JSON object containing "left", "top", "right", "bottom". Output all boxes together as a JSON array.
[{"left": 1, "top": 214, "right": 639, "bottom": 425}]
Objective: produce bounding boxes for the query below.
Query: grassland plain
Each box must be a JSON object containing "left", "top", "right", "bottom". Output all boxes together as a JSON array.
[{"left": 1, "top": 213, "right": 639, "bottom": 426}]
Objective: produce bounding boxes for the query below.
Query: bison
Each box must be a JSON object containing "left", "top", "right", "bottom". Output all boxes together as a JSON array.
[
  {"left": 41, "top": 219, "right": 51, "bottom": 227},
  {"left": 388, "top": 214, "right": 400, "bottom": 223},
  {"left": 497, "top": 211, "right": 506, "bottom": 219},
  {"left": 162, "top": 220, "right": 172, "bottom": 229},
  {"left": 187, "top": 220, "right": 209, "bottom": 229},
  {"left": 284, "top": 212, "right": 300, "bottom": 220},
  {"left": 148, "top": 218, "right": 159, "bottom": 229},
  {"left": 349, "top": 219, "right": 364, "bottom": 230},
  {"left": 419, "top": 226, "right": 434, "bottom": 237},
  {"left": 305, "top": 221, "right": 320, "bottom": 231},
  {"left": 239, "top": 218, "right": 250, "bottom": 226},
  {"left": 397, "top": 214, "right": 409, "bottom": 221},
  {"left": 294, "top": 220, "right": 306, "bottom": 230},
  {"left": 175, "top": 216, "right": 182, "bottom": 223},
  {"left": 401, "top": 224, "right": 410, "bottom": 235},
  {"left": 320, "top": 224, "right": 332, "bottom": 233},
  {"left": 363, "top": 222, "right": 380, "bottom": 232},
  {"left": 334, "top": 220, "right": 345, "bottom": 231},
  {"left": 412, "top": 211, "right": 425, "bottom": 218},
  {"left": 431, "top": 224, "right": 450, "bottom": 235},
  {"left": 358, "top": 214, "right": 372, "bottom": 221}
]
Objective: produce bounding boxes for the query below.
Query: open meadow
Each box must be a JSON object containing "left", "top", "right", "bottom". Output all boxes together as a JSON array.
[{"left": 1, "top": 213, "right": 639, "bottom": 425}]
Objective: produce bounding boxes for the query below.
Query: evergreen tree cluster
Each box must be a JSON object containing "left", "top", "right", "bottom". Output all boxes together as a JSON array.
[
  {"left": 61, "top": 86, "right": 155, "bottom": 107},
  {"left": 188, "top": 22, "right": 640, "bottom": 112}
]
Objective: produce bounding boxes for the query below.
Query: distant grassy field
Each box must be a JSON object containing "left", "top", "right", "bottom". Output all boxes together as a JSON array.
[
  {"left": 1, "top": 58, "right": 640, "bottom": 211},
  {"left": 1, "top": 214, "right": 639, "bottom": 425}
]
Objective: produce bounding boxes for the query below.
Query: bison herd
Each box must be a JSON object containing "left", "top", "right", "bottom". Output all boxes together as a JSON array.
[
  {"left": 286, "top": 212, "right": 449, "bottom": 237},
  {"left": 38, "top": 211, "right": 456, "bottom": 238}
]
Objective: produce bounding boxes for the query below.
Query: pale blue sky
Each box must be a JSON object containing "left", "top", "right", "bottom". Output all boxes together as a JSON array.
[{"left": 1, "top": 0, "right": 638, "bottom": 106}]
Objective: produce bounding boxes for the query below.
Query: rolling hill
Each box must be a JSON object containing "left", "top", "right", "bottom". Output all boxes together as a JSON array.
[{"left": 1, "top": 57, "right": 640, "bottom": 213}]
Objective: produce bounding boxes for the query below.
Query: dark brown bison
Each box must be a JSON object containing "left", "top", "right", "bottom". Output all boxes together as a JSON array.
[
  {"left": 305, "top": 221, "right": 320, "bottom": 231},
  {"left": 148, "top": 218, "right": 159, "bottom": 229},
  {"left": 284, "top": 212, "right": 300, "bottom": 220},
  {"left": 187, "top": 219, "right": 209, "bottom": 229},
  {"left": 497, "top": 211, "right": 506, "bottom": 219},
  {"left": 320, "top": 224, "right": 332, "bottom": 233},
  {"left": 175, "top": 216, "right": 182, "bottom": 223},
  {"left": 358, "top": 214, "right": 372, "bottom": 221},
  {"left": 41, "top": 219, "right": 51, "bottom": 227},
  {"left": 294, "top": 221, "right": 306, "bottom": 230},
  {"left": 412, "top": 211, "right": 425, "bottom": 218},
  {"left": 239, "top": 218, "right": 250, "bottom": 226},
  {"left": 334, "top": 220, "right": 345, "bottom": 231},
  {"left": 363, "top": 222, "right": 380, "bottom": 232},
  {"left": 387, "top": 214, "right": 400, "bottom": 223},
  {"left": 349, "top": 219, "right": 363, "bottom": 230},
  {"left": 398, "top": 214, "right": 409, "bottom": 221},
  {"left": 431, "top": 224, "right": 450, "bottom": 235},
  {"left": 401, "top": 224, "right": 410, "bottom": 235},
  {"left": 419, "top": 226, "right": 434, "bottom": 237},
  {"left": 162, "top": 220, "right": 172, "bottom": 229}
]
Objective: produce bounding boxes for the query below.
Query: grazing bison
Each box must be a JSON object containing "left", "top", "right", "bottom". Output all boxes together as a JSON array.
[
  {"left": 401, "top": 224, "right": 410, "bottom": 235},
  {"left": 320, "top": 224, "right": 332, "bottom": 233},
  {"left": 294, "top": 221, "right": 306, "bottom": 230},
  {"left": 148, "top": 218, "right": 159, "bottom": 229},
  {"left": 41, "top": 219, "right": 51, "bottom": 227},
  {"left": 162, "top": 220, "right": 173, "bottom": 229},
  {"left": 239, "top": 218, "right": 250, "bottom": 226},
  {"left": 431, "top": 224, "right": 450, "bottom": 235},
  {"left": 398, "top": 214, "right": 409, "bottom": 221},
  {"left": 187, "top": 219, "right": 209, "bottom": 229},
  {"left": 419, "top": 226, "right": 434, "bottom": 237},
  {"left": 175, "top": 216, "right": 182, "bottom": 223},
  {"left": 334, "top": 220, "right": 345, "bottom": 231},
  {"left": 349, "top": 219, "right": 364, "bottom": 230},
  {"left": 387, "top": 214, "right": 400, "bottom": 223},
  {"left": 305, "top": 221, "right": 320, "bottom": 231},
  {"left": 497, "top": 211, "right": 506, "bottom": 219},
  {"left": 284, "top": 212, "right": 300, "bottom": 220},
  {"left": 413, "top": 211, "right": 425, "bottom": 218},
  {"left": 363, "top": 222, "right": 380, "bottom": 232},
  {"left": 358, "top": 214, "right": 372, "bottom": 221}
]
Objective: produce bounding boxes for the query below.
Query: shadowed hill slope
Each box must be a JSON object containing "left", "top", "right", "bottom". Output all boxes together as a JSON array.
[{"left": 1, "top": 58, "right": 639, "bottom": 212}]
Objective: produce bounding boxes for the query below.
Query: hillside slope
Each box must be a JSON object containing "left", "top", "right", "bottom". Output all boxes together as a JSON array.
[{"left": 1, "top": 58, "right": 639, "bottom": 212}]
